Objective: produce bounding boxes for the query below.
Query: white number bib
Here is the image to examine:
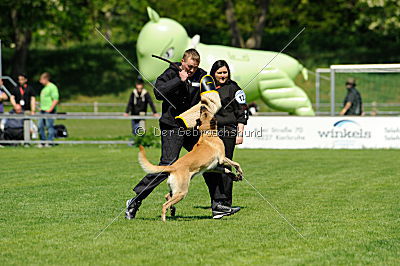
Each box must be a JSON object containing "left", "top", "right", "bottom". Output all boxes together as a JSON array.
[{"left": 235, "top": 90, "right": 246, "bottom": 104}]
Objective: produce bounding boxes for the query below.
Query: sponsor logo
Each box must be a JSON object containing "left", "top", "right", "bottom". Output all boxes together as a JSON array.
[{"left": 317, "top": 120, "right": 371, "bottom": 139}]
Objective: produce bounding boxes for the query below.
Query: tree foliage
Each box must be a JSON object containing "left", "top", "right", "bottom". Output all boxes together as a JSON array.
[{"left": 0, "top": 0, "right": 399, "bottom": 97}]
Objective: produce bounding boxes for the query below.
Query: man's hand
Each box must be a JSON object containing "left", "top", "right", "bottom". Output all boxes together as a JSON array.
[
  {"left": 123, "top": 113, "right": 129, "bottom": 117},
  {"left": 153, "top": 113, "right": 160, "bottom": 117},
  {"left": 236, "top": 123, "right": 245, "bottom": 145},
  {"left": 179, "top": 69, "right": 188, "bottom": 82},
  {"left": 236, "top": 136, "right": 243, "bottom": 145},
  {"left": 0, "top": 92, "right": 7, "bottom": 101}
]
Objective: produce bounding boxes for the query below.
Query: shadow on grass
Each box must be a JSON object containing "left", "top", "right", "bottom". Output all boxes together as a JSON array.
[
  {"left": 193, "top": 205, "right": 246, "bottom": 209},
  {"left": 167, "top": 215, "right": 211, "bottom": 220},
  {"left": 134, "top": 215, "right": 211, "bottom": 221}
]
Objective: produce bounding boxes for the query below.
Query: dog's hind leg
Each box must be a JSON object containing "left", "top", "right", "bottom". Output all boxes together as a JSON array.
[
  {"left": 161, "top": 191, "right": 186, "bottom": 222},
  {"left": 164, "top": 191, "right": 176, "bottom": 217}
]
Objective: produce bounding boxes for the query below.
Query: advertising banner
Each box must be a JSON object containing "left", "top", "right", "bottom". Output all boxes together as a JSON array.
[{"left": 240, "top": 117, "right": 400, "bottom": 149}]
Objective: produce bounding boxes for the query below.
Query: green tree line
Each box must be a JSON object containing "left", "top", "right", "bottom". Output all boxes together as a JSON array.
[{"left": 0, "top": 0, "right": 399, "bottom": 99}]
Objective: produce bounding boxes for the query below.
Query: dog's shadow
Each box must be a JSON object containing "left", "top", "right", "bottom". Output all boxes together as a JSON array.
[
  {"left": 167, "top": 215, "right": 211, "bottom": 221},
  {"left": 134, "top": 215, "right": 210, "bottom": 221}
]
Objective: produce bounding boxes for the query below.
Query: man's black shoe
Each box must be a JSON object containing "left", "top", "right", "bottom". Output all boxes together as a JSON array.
[
  {"left": 212, "top": 204, "right": 241, "bottom": 219},
  {"left": 125, "top": 199, "right": 142, "bottom": 220}
]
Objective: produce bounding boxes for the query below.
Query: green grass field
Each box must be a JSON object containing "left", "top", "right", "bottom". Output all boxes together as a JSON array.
[{"left": 1, "top": 146, "right": 399, "bottom": 265}]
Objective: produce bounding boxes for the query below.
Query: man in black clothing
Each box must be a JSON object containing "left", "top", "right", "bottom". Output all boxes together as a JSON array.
[
  {"left": 339, "top": 78, "right": 363, "bottom": 116},
  {"left": 125, "top": 49, "right": 240, "bottom": 219},
  {"left": 10, "top": 73, "right": 36, "bottom": 114},
  {"left": 124, "top": 76, "right": 159, "bottom": 135}
]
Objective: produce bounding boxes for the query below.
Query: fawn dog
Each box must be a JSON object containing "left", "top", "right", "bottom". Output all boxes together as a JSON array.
[{"left": 138, "top": 106, "right": 243, "bottom": 222}]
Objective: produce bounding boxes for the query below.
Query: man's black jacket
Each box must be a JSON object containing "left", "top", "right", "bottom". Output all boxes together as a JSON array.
[
  {"left": 343, "top": 87, "right": 362, "bottom": 115},
  {"left": 154, "top": 63, "right": 206, "bottom": 128},
  {"left": 125, "top": 89, "right": 157, "bottom": 115}
]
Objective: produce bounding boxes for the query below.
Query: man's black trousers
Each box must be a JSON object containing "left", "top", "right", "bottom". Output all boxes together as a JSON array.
[
  {"left": 133, "top": 125, "right": 200, "bottom": 201},
  {"left": 203, "top": 136, "right": 236, "bottom": 208}
]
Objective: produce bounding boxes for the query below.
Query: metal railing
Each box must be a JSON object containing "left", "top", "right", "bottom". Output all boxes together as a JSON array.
[
  {"left": 0, "top": 113, "right": 158, "bottom": 145},
  {"left": 3, "top": 101, "right": 399, "bottom": 116}
]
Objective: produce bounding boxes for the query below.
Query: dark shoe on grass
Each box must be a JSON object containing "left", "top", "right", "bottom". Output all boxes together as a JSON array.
[
  {"left": 125, "top": 199, "right": 142, "bottom": 220},
  {"left": 212, "top": 204, "right": 241, "bottom": 219}
]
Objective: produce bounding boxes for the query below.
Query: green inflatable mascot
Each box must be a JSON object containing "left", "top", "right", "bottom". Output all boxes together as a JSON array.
[{"left": 137, "top": 7, "right": 314, "bottom": 116}]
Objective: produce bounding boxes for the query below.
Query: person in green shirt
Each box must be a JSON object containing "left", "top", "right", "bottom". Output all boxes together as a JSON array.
[{"left": 38, "top": 72, "right": 59, "bottom": 146}]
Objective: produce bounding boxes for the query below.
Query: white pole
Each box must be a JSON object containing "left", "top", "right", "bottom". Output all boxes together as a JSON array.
[
  {"left": 0, "top": 39, "right": 2, "bottom": 78},
  {"left": 330, "top": 68, "right": 335, "bottom": 116},
  {"left": 315, "top": 71, "right": 320, "bottom": 114}
]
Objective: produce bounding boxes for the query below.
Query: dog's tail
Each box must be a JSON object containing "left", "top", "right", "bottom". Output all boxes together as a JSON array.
[{"left": 138, "top": 145, "right": 175, "bottom": 174}]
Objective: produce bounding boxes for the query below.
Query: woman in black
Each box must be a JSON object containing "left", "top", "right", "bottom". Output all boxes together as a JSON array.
[{"left": 203, "top": 60, "right": 248, "bottom": 219}]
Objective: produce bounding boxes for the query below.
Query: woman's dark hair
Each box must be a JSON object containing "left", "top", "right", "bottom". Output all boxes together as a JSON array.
[{"left": 210, "top": 60, "right": 231, "bottom": 83}]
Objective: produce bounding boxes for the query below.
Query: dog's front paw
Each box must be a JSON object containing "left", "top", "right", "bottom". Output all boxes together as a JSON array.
[
  {"left": 226, "top": 171, "right": 238, "bottom": 181},
  {"left": 231, "top": 172, "right": 242, "bottom": 182},
  {"left": 235, "top": 166, "right": 244, "bottom": 176}
]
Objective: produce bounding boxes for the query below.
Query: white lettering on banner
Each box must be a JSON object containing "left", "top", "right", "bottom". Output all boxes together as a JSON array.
[{"left": 240, "top": 117, "right": 400, "bottom": 149}]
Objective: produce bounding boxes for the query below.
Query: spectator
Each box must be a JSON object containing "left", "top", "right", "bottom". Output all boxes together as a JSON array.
[
  {"left": 339, "top": 78, "right": 363, "bottom": 116},
  {"left": 0, "top": 79, "right": 9, "bottom": 113},
  {"left": 9, "top": 73, "right": 36, "bottom": 114},
  {"left": 38, "top": 72, "right": 59, "bottom": 147},
  {"left": 2, "top": 109, "right": 24, "bottom": 141},
  {"left": 123, "top": 76, "right": 159, "bottom": 135}
]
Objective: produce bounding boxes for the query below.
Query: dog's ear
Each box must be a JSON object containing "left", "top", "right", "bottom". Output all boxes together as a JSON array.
[{"left": 200, "top": 106, "right": 207, "bottom": 112}]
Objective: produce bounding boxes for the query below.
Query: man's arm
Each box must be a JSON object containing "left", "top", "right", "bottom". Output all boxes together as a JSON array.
[
  {"left": 154, "top": 69, "right": 185, "bottom": 100},
  {"left": 46, "top": 86, "right": 59, "bottom": 113},
  {"left": 145, "top": 93, "right": 157, "bottom": 114},
  {"left": 124, "top": 93, "right": 134, "bottom": 115},
  {"left": 9, "top": 95, "right": 23, "bottom": 113},
  {"left": 0, "top": 80, "right": 7, "bottom": 101},
  {"left": 46, "top": 100, "right": 59, "bottom": 113},
  {"left": 10, "top": 95, "right": 17, "bottom": 106},
  {"left": 0, "top": 92, "right": 8, "bottom": 101},
  {"left": 236, "top": 123, "right": 245, "bottom": 145},
  {"left": 30, "top": 96, "right": 36, "bottom": 114},
  {"left": 339, "top": 102, "right": 352, "bottom": 115}
]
